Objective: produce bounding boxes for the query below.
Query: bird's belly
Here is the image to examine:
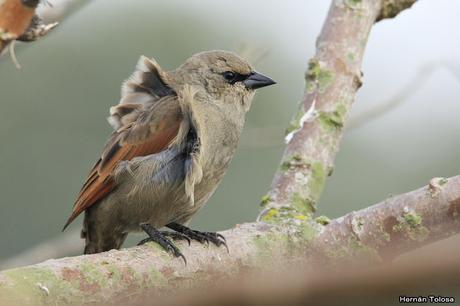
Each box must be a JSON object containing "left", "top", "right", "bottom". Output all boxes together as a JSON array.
[{"left": 106, "top": 149, "right": 231, "bottom": 232}]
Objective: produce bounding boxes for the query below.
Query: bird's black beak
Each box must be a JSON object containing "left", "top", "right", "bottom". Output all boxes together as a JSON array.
[{"left": 243, "top": 72, "right": 276, "bottom": 90}]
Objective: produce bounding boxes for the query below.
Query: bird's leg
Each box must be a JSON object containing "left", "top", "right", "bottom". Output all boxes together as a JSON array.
[
  {"left": 166, "top": 222, "right": 228, "bottom": 251},
  {"left": 138, "top": 223, "right": 186, "bottom": 263}
]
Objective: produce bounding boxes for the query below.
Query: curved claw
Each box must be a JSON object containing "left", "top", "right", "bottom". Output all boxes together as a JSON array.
[
  {"left": 216, "top": 233, "right": 226, "bottom": 242},
  {"left": 164, "top": 241, "right": 187, "bottom": 265},
  {"left": 137, "top": 237, "right": 186, "bottom": 264},
  {"left": 203, "top": 232, "right": 229, "bottom": 252},
  {"left": 138, "top": 223, "right": 187, "bottom": 265},
  {"left": 163, "top": 231, "right": 192, "bottom": 246},
  {"left": 166, "top": 222, "right": 229, "bottom": 252},
  {"left": 137, "top": 237, "right": 152, "bottom": 246}
]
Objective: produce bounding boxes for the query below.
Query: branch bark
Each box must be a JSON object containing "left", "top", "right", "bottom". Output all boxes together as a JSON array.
[
  {"left": 262, "top": 0, "right": 381, "bottom": 218},
  {"left": 161, "top": 244, "right": 460, "bottom": 306},
  {"left": 2, "top": 174, "right": 457, "bottom": 305},
  {"left": 311, "top": 176, "right": 460, "bottom": 262}
]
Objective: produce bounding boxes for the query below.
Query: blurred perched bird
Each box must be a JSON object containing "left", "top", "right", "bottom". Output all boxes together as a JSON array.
[{"left": 63, "top": 50, "right": 275, "bottom": 259}]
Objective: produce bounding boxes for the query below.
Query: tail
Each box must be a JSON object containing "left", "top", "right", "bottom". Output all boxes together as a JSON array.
[{"left": 61, "top": 215, "right": 74, "bottom": 232}]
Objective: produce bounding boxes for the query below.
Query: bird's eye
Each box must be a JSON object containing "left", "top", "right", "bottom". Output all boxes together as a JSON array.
[{"left": 222, "top": 71, "right": 236, "bottom": 82}]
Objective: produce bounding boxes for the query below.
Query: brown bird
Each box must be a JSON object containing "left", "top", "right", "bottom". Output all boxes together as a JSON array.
[{"left": 63, "top": 50, "right": 276, "bottom": 259}]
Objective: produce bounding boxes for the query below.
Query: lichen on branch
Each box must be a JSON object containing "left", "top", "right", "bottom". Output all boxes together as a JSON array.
[
  {"left": 263, "top": 0, "right": 381, "bottom": 219},
  {"left": 377, "top": 0, "right": 418, "bottom": 21}
]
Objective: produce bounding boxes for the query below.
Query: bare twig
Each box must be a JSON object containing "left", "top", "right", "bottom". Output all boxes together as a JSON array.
[{"left": 16, "top": 15, "right": 58, "bottom": 42}]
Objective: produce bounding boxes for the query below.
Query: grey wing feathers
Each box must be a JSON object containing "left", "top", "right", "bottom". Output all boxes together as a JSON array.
[{"left": 109, "top": 56, "right": 175, "bottom": 131}]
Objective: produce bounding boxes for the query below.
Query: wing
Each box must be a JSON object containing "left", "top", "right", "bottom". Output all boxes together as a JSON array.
[{"left": 63, "top": 56, "right": 182, "bottom": 230}]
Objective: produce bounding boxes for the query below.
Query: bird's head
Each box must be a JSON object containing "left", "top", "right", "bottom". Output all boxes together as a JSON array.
[{"left": 171, "top": 50, "right": 276, "bottom": 112}]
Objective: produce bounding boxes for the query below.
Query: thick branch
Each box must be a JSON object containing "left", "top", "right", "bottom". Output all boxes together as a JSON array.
[
  {"left": 1, "top": 175, "right": 459, "bottom": 305},
  {"left": 311, "top": 176, "right": 460, "bottom": 262},
  {"left": 161, "top": 246, "right": 460, "bottom": 306},
  {"left": 262, "top": 0, "right": 385, "bottom": 219}
]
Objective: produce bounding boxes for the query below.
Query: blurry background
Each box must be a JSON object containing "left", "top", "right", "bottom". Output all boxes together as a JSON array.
[{"left": 0, "top": 0, "right": 459, "bottom": 262}]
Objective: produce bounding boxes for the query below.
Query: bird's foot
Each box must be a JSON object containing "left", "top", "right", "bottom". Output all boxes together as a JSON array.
[
  {"left": 138, "top": 223, "right": 186, "bottom": 263},
  {"left": 166, "top": 222, "right": 228, "bottom": 251},
  {"left": 160, "top": 231, "right": 192, "bottom": 245}
]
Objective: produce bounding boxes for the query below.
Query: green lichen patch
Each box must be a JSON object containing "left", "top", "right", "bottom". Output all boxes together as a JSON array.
[
  {"left": 260, "top": 195, "right": 272, "bottom": 207},
  {"left": 347, "top": 52, "right": 356, "bottom": 62},
  {"left": 252, "top": 221, "right": 319, "bottom": 264},
  {"left": 324, "top": 236, "right": 381, "bottom": 263},
  {"left": 393, "top": 212, "right": 429, "bottom": 241},
  {"left": 382, "top": 232, "right": 391, "bottom": 242},
  {"left": 317, "top": 104, "right": 347, "bottom": 133},
  {"left": 378, "top": 0, "right": 417, "bottom": 21},
  {"left": 315, "top": 215, "right": 331, "bottom": 225},
  {"left": 105, "top": 264, "right": 123, "bottom": 284},
  {"left": 347, "top": 236, "right": 381, "bottom": 261},
  {"left": 439, "top": 178, "right": 448, "bottom": 185},
  {"left": 2, "top": 266, "right": 80, "bottom": 305},
  {"left": 280, "top": 155, "right": 310, "bottom": 172},
  {"left": 308, "top": 162, "right": 326, "bottom": 201},
  {"left": 260, "top": 205, "right": 311, "bottom": 224},
  {"left": 280, "top": 161, "right": 291, "bottom": 171},
  {"left": 252, "top": 231, "right": 284, "bottom": 261},
  {"left": 79, "top": 262, "right": 108, "bottom": 290},
  {"left": 294, "top": 215, "right": 307, "bottom": 221},
  {"left": 327, "top": 166, "right": 334, "bottom": 177},
  {"left": 146, "top": 267, "right": 168, "bottom": 288},
  {"left": 291, "top": 193, "right": 316, "bottom": 215},
  {"left": 429, "top": 177, "right": 448, "bottom": 198},
  {"left": 305, "top": 59, "right": 334, "bottom": 93},
  {"left": 259, "top": 208, "right": 279, "bottom": 223},
  {"left": 297, "top": 222, "right": 318, "bottom": 242},
  {"left": 345, "top": 0, "right": 362, "bottom": 8}
]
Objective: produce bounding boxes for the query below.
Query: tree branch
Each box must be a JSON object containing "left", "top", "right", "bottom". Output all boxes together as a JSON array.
[
  {"left": 377, "top": 0, "right": 417, "bottom": 21},
  {"left": 311, "top": 176, "right": 460, "bottom": 262},
  {"left": 1, "top": 175, "right": 458, "bottom": 304},
  {"left": 262, "top": 0, "right": 383, "bottom": 219},
  {"left": 160, "top": 244, "right": 460, "bottom": 306}
]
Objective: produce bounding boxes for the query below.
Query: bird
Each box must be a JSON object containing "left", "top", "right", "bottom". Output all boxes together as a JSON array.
[{"left": 62, "top": 50, "right": 276, "bottom": 259}]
